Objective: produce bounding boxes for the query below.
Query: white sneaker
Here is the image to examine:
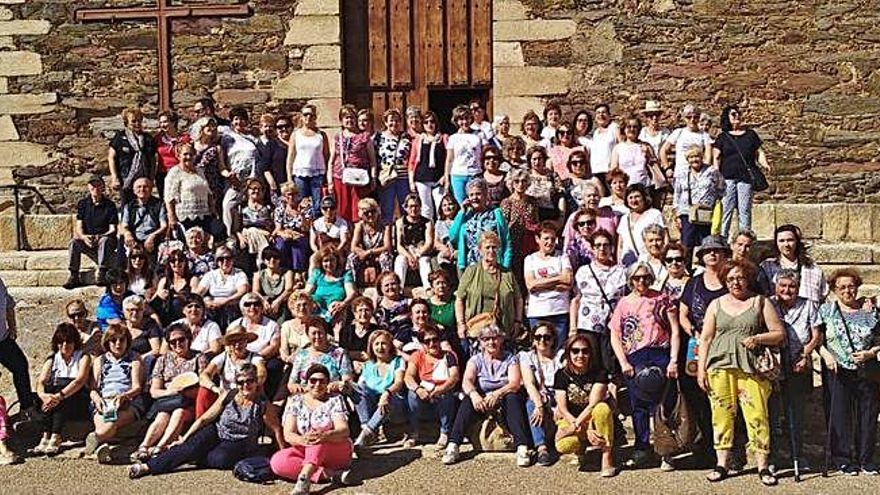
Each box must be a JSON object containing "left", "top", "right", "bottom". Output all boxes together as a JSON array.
[
  {"left": 442, "top": 442, "right": 460, "bottom": 465},
  {"left": 516, "top": 445, "right": 532, "bottom": 467},
  {"left": 291, "top": 475, "right": 311, "bottom": 495},
  {"left": 83, "top": 432, "right": 99, "bottom": 456},
  {"left": 95, "top": 443, "right": 113, "bottom": 464},
  {"left": 660, "top": 457, "right": 675, "bottom": 472},
  {"left": 436, "top": 433, "right": 449, "bottom": 449}
]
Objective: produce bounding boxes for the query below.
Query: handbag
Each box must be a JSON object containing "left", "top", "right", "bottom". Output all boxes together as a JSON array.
[
  {"left": 233, "top": 456, "right": 275, "bottom": 484},
  {"left": 751, "top": 296, "right": 782, "bottom": 381},
  {"left": 342, "top": 167, "right": 370, "bottom": 186},
  {"left": 652, "top": 380, "right": 697, "bottom": 456},
  {"left": 686, "top": 171, "right": 713, "bottom": 226},
  {"left": 469, "top": 412, "right": 515, "bottom": 452},
  {"left": 725, "top": 132, "right": 768, "bottom": 192},
  {"left": 836, "top": 302, "right": 880, "bottom": 383},
  {"left": 465, "top": 272, "right": 504, "bottom": 340}
]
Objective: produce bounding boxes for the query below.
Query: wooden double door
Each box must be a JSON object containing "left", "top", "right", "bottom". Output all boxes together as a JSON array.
[{"left": 343, "top": 0, "right": 492, "bottom": 133}]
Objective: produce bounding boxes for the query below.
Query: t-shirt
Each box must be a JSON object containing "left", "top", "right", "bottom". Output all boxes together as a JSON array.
[
  {"left": 173, "top": 317, "right": 222, "bottom": 353},
  {"left": 288, "top": 346, "right": 353, "bottom": 385},
  {"left": 553, "top": 367, "right": 609, "bottom": 416},
  {"left": 712, "top": 129, "right": 763, "bottom": 182},
  {"left": 608, "top": 291, "right": 677, "bottom": 355},
  {"left": 471, "top": 351, "right": 518, "bottom": 393},
  {"left": 574, "top": 262, "right": 628, "bottom": 334},
  {"left": 311, "top": 216, "right": 349, "bottom": 246},
  {"left": 518, "top": 350, "right": 559, "bottom": 393},
  {"left": 446, "top": 132, "right": 483, "bottom": 176},
  {"left": 772, "top": 296, "right": 819, "bottom": 363},
  {"left": 284, "top": 394, "right": 347, "bottom": 435},
  {"left": 338, "top": 321, "right": 378, "bottom": 354},
  {"left": 680, "top": 274, "right": 727, "bottom": 334},
  {"left": 411, "top": 349, "right": 458, "bottom": 388},
  {"left": 198, "top": 268, "right": 249, "bottom": 299},
  {"left": 76, "top": 196, "right": 118, "bottom": 236},
  {"left": 523, "top": 252, "right": 571, "bottom": 317},
  {"left": 359, "top": 356, "right": 405, "bottom": 394},
  {"left": 638, "top": 127, "right": 670, "bottom": 158},
  {"left": 589, "top": 122, "right": 619, "bottom": 174},
  {"left": 209, "top": 351, "right": 264, "bottom": 390},
  {"left": 666, "top": 127, "right": 711, "bottom": 178}
]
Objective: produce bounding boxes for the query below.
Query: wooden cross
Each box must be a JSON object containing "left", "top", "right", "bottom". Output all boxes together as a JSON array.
[{"left": 76, "top": 1, "right": 252, "bottom": 111}]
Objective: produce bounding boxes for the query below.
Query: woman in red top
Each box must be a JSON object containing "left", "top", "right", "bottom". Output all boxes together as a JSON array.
[
  {"left": 327, "top": 104, "right": 376, "bottom": 224},
  {"left": 155, "top": 110, "right": 191, "bottom": 197},
  {"left": 404, "top": 326, "right": 460, "bottom": 448}
]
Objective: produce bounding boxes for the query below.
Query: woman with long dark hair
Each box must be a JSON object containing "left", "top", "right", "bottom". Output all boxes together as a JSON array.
[{"left": 758, "top": 224, "right": 827, "bottom": 303}]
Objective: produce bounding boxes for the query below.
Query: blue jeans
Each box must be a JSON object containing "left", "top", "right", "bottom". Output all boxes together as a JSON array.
[
  {"left": 379, "top": 178, "right": 410, "bottom": 225},
  {"left": 294, "top": 174, "right": 325, "bottom": 218},
  {"left": 721, "top": 179, "right": 753, "bottom": 238},
  {"left": 525, "top": 396, "right": 555, "bottom": 449},
  {"left": 624, "top": 347, "right": 673, "bottom": 451},
  {"left": 353, "top": 384, "right": 406, "bottom": 433},
  {"left": 450, "top": 175, "right": 473, "bottom": 205},
  {"left": 406, "top": 389, "right": 458, "bottom": 435},
  {"left": 528, "top": 314, "right": 569, "bottom": 353},
  {"left": 679, "top": 214, "right": 711, "bottom": 251}
]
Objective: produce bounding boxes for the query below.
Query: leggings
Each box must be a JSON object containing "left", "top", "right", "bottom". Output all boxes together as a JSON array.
[
  {"left": 41, "top": 387, "right": 89, "bottom": 435},
  {"left": 270, "top": 441, "right": 353, "bottom": 482},
  {"left": 146, "top": 423, "right": 256, "bottom": 474},
  {"left": 450, "top": 175, "right": 472, "bottom": 205}
]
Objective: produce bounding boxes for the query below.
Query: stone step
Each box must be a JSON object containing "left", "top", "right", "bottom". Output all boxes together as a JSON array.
[
  {"left": 0, "top": 269, "right": 95, "bottom": 287},
  {"left": 0, "top": 249, "right": 95, "bottom": 271}
]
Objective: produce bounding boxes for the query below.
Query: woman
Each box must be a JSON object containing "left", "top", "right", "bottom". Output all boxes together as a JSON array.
[
  {"left": 818, "top": 268, "right": 880, "bottom": 475},
  {"left": 502, "top": 135, "right": 527, "bottom": 170},
  {"left": 433, "top": 194, "right": 460, "bottom": 273},
  {"left": 640, "top": 224, "right": 670, "bottom": 292},
  {"left": 253, "top": 246, "right": 294, "bottom": 324},
  {"left": 66, "top": 299, "right": 101, "bottom": 355},
  {"left": 235, "top": 178, "right": 273, "bottom": 258},
  {"left": 133, "top": 323, "right": 202, "bottom": 461},
  {"left": 173, "top": 294, "right": 223, "bottom": 356},
  {"left": 280, "top": 291, "right": 317, "bottom": 365},
  {"left": 271, "top": 364, "right": 353, "bottom": 495},
  {"left": 542, "top": 102, "right": 562, "bottom": 141},
  {"left": 185, "top": 226, "right": 215, "bottom": 278},
  {"left": 108, "top": 107, "right": 156, "bottom": 205},
  {"left": 191, "top": 117, "right": 227, "bottom": 215},
  {"left": 126, "top": 245, "right": 155, "bottom": 300},
  {"left": 122, "top": 295, "right": 163, "bottom": 372},
  {"left": 195, "top": 245, "right": 250, "bottom": 329},
  {"left": 610, "top": 115, "right": 655, "bottom": 189},
  {"left": 154, "top": 110, "right": 190, "bottom": 194},
  {"left": 305, "top": 246, "right": 356, "bottom": 324},
  {"left": 152, "top": 250, "right": 197, "bottom": 327},
  {"left": 564, "top": 207, "right": 598, "bottom": 269},
  {"left": 273, "top": 181, "right": 312, "bottom": 276},
  {"left": 288, "top": 104, "right": 329, "bottom": 218},
  {"left": 662, "top": 242, "right": 690, "bottom": 300},
  {"left": 338, "top": 296, "right": 380, "bottom": 369},
  {"left": 346, "top": 197, "right": 393, "bottom": 288},
  {"left": 405, "top": 326, "right": 460, "bottom": 448},
  {"left": 374, "top": 271, "right": 413, "bottom": 344},
  {"left": 573, "top": 110, "right": 593, "bottom": 148},
  {"left": 520, "top": 322, "right": 561, "bottom": 466},
  {"left": 599, "top": 169, "right": 629, "bottom": 215},
  {"left": 442, "top": 324, "right": 532, "bottom": 467},
  {"left": 525, "top": 146, "right": 565, "bottom": 222},
  {"left": 616, "top": 184, "right": 666, "bottom": 267},
  {"left": 444, "top": 105, "right": 484, "bottom": 205},
  {"left": 196, "top": 327, "right": 267, "bottom": 417},
  {"left": 375, "top": 108, "right": 412, "bottom": 224},
  {"left": 554, "top": 334, "right": 616, "bottom": 477},
  {"left": 405, "top": 105, "right": 423, "bottom": 139},
  {"left": 220, "top": 107, "right": 259, "bottom": 233},
  {"left": 85, "top": 323, "right": 144, "bottom": 464},
  {"left": 562, "top": 150, "right": 604, "bottom": 214},
  {"left": 449, "top": 178, "right": 513, "bottom": 271},
  {"left": 32, "top": 323, "right": 91, "bottom": 456},
  {"left": 428, "top": 269, "right": 457, "bottom": 338},
  {"left": 673, "top": 146, "right": 723, "bottom": 251},
  {"left": 95, "top": 269, "right": 130, "bottom": 332},
  {"left": 698, "top": 260, "right": 785, "bottom": 485},
  {"left": 660, "top": 104, "right": 712, "bottom": 182},
  {"left": 165, "top": 141, "right": 226, "bottom": 243},
  {"left": 229, "top": 293, "right": 282, "bottom": 396},
  {"left": 357, "top": 108, "right": 374, "bottom": 135},
  {"left": 408, "top": 110, "right": 447, "bottom": 220},
  {"left": 491, "top": 114, "right": 512, "bottom": 149},
  {"left": 129, "top": 363, "right": 268, "bottom": 479},
  {"left": 328, "top": 104, "right": 376, "bottom": 223},
  {"left": 455, "top": 232, "right": 523, "bottom": 344},
  {"left": 399, "top": 298, "right": 455, "bottom": 360},
  {"left": 609, "top": 262, "right": 680, "bottom": 470},
  {"left": 759, "top": 224, "right": 828, "bottom": 303},
  {"left": 713, "top": 105, "right": 770, "bottom": 238},
  {"left": 394, "top": 193, "right": 434, "bottom": 288},
  {"left": 524, "top": 222, "right": 572, "bottom": 349},
  {"left": 352, "top": 330, "right": 408, "bottom": 448},
  {"left": 548, "top": 121, "right": 583, "bottom": 181},
  {"left": 287, "top": 319, "right": 354, "bottom": 395},
  {"left": 521, "top": 110, "right": 551, "bottom": 150},
  {"left": 638, "top": 101, "right": 670, "bottom": 159},
  {"left": 561, "top": 182, "right": 618, "bottom": 257},
  {"left": 588, "top": 104, "right": 620, "bottom": 186},
  {"left": 482, "top": 145, "right": 509, "bottom": 208}
]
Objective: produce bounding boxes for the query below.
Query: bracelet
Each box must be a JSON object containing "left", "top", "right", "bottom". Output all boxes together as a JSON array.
[{"left": 59, "top": 390, "right": 66, "bottom": 399}]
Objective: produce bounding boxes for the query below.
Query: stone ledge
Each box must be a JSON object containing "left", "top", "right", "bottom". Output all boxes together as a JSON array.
[
  {"left": 493, "top": 41, "right": 525, "bottom": 67},
  {"left": 0, "top": 20, "right": 51, "bottom": 36},
  {"left": 284, "top": 15, "right": 340, "bottom": 46},
  {"left": 0, "top": 51, "right": 41, "bottom": 77},
  {"left": 295, "top": 0, "right": 340, "bottom": 16},
  {"left": 302, "top": 44, "right": 341, "bottom": 70},
  {"left": 494, "top": 19, "right": 576, "bottom": 42},
  {"left": 494, "top": 0, "right": 529, "bottom": 21},
  {"left": 494, "top": 66, "right": 570, "bottom": 96},
  {"left": 0, "top": 92, "right": 57, "bottom": 114},
  {"left": 0, "top": 141, "right": 53, "bottom": 169},
  {"left": 274, "top": 70, "right": 342, "bottom": 99}
]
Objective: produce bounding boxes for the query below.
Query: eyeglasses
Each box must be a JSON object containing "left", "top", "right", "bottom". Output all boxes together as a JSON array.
[
  {"left": 836, "top": 284, "right": 858, "bottom": 291},
  {"left": 480, "top": 335, "right": 501, "bottom": 342},
  {"left": 302, "top": 112, "right": 315, "bottom": 118},
  {"left": 276, "top": 124, "right": 292, "bottom": 130},
  {"left": 569, "top": 160, "right": 585, "bottom": 166},
  {"left": 130, "top": 254, "right": 145, "bottom": 260},
  {"left": 726, "top": 276, "right": 746, "bottom": 283},
  {"left": 248, "top": 187, "right": 262, "bottom": 193},
  {"left": 168, "top": 337, "right": 188, "bottom": 346},
  {"left": 185, "top": 303, "right": 203, "bottom": 310},
  {"left": 217, "top": 256, "right": 233, "bottom": 262},
  {"left": 624, "top": 125, "right": 639, "bottom": 130},
  {"left": 421, "top": 337, "right": 439, "bottom": 345},
  {"left": 308, "top": 377, "right": 329, "bottom": 385},
  {"left": 405, "top": 203, "right": 420, "bottom": 209},
  {"left": 570, "top": 347, "right": 590, "bottom": 356},
  {"left": 576, "top": 220, "right": 596, "bottom": 228},
  {"left": 243, "top": 301, "right": 261, "bottom": 308},
  {"left": 484, "top": 155, "right": 498, "bottom": 161},
  {"left": 593, "top": 242, "right": 611, "bottom": 249},
  {"left": 631, "top": 275, "right": 652, "bottom": 282},
  {"left": 558, "top": 130, "right": 572, "bottom": 136},
  {"left": 68, "top": 311, "right": 86, "bottom": 319},
  {"left": 359, "top": 209, "right": 377, "bottom": 216},
  {"left": 685, "top": 114, "right": 698, "bottom": 120},
  {"left": 534, "top": 334, "right": 553, "bottom": 343},
  {"left": 665, "top": 256, "right": 684, "bottom": 263},
  {"left": 321, "top": 206, "right": 333, "bottom": 211},
  {"left": 236, "top": 378, "right": 256, "bottom": 387}
]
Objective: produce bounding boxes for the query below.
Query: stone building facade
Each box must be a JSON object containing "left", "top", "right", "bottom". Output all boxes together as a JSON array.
[{"left": 1, "top": 0, "right": 879, "bottom": 211}]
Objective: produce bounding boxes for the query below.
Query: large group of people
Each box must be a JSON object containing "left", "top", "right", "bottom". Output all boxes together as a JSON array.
[{"left": 0, "top": 95, "right": 874, "bottom": 492}]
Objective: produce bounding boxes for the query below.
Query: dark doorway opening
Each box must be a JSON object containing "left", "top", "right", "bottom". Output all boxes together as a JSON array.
[{"left": 429, "top": 89, "right": 491, "bottom": 135}]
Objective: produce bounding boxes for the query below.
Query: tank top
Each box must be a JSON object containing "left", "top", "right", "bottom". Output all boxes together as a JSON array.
[
  {"left": 615, "top": 142, "right": 652, "bottom": 187},
  {"left": 292, "top": 130, "right": 326, "bottom": 177},
  {"left": 217, "top": 390, "right": 265, "bottom": 442},
  {"left": 415, "top": 138, "right": 446, "bottom": 182},
  {"left": 99, "top": 350, "right": 136, "bottom": 398},
  {"left": 259, "top": 269, "right": 285, "bottom": 300},
  {"left": 706, "top": 297, "right": 763, "bottom": 374},
  {"left": 51, "top": 350, "right": 84, "bottom": 384},
  {"left": 401, "top": 215, "right": 428, "bottom": 247}
]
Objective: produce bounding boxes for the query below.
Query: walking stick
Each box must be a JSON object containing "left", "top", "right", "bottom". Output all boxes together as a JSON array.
[
  {"left": 786, "top": 386, "right": 801, "bottom": 482},
  {"left": 821, "top": 364, "right": 832, "bottom": 478}
]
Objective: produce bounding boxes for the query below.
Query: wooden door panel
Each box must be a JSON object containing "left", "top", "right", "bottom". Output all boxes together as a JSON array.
[
  {"left": 470, "top": 0, "right": 492, "bottom": 85},
  {"left": 367, "top": 0, "right": 388, "bottom": 87},
  {"left": 423, "top": 0, "right": 445, "bottom": 86},
  {"left": 446, "top": 0, "right": 469, "bottom": 86},
  {"left": 390, "top": 0, "right": 413, "bottom": 88}
]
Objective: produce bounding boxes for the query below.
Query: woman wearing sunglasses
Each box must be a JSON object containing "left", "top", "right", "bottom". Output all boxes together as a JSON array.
[
  {"left": 125, "top": 245, "right": 156, "bottom": 300},
  {"left": 229, "top": 293, "right": 282, "bottom": 398},
  {"left": 195, "top": 245, "right": 250, "bottom": 330},
  {"left": 129, "top": 363, "right": 268, "bottom": 479},
  {"left": 609, "top": 262, "right": 680, "bottom": 471},
  {"left": 548, "top": 121, "right": 584, "bottom": 181},
  {"left": 661, "top": 242, "right": 691, "bottom": 301},
  {"left": 481, "top": 145, "right": 509, "bottom": 209},
  {"left": 153, "top": 250, "right": 198, "bottom": 327},
  {"left": 554, "top": 334, "right": 616, "bottom": 477},
  {"left": 171, "top": 294, "right": 222, "bottom": 357},
  {"left": 271, "top": 364, "right": 354, "bottom": 495},
  {"left": 405, "top": 326, "right": 461, "bottom": 449},
  {"left": 346, "top": 197, "right": 393, "bottom": 288},
  {"left": 520, "top": 322, "right": 561, "bottom": 467},
  {"left": 253, "top": 246, "right": 295, "bottom": 324},
  {"left": 610, "top": 115, "right": 655, "bottom": 190},
  {"left": 328, "top": 104, "right": 376, "bottom": 223},
  {"left": 65, "top": 299, "right": 101, "bottom": 355}
]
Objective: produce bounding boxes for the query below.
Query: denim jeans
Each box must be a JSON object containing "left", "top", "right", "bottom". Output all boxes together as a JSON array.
[
  {"left": 624, "top": 347, "right": 673, "bottom": 451},
  {"left": 528, "top": 314, "right": 569, "bottom": 353},
  {"left": 721, "top": 179, "right": 753, "bottom": 238},
  {"left": 294, "top": 174, "right": 325, "bottom": 218},
  {"left": 406, "top": 389, "right": 458, "bottom": 435},
  {"left": 352, "top": 384, "right": 406, "bottom": 433},
  {"left": 379, "top": 178, "right": 410, "bottom": 225},
  {"left": 525, "top": 396, "right": 556, "bottom": 449}
]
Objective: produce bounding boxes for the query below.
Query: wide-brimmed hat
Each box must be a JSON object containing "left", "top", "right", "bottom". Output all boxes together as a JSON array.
[
  {"left": 224, "top": 326, "right": 257, "bottom": 346},
  {"left": 695, "top": 235, "right": 732, "bottom": 259},
  {"left": 640, "top": 100, "right": 663, "bottom": 114}
]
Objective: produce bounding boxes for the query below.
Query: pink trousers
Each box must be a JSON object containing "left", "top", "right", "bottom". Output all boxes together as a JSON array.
[
  {"left": 270, "top": 441, "right": 353, "bottom": 482},
  {"left": 0, "top": 396, "right": 9, "bottom": 442}
]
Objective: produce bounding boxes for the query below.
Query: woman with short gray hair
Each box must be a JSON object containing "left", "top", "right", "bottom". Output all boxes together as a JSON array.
[{"left": 448, "top": 177, "right": 512, "bottom": 270}]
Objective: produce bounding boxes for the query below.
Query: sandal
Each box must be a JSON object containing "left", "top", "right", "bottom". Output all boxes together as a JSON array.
[
  {"left": 759, "top": 468, "right": 778, "bottom": 486},
  {"left": 706, "top": 465, "right": 728, "bottom": 482},
  {"left": 128, "top": 463, "right": 150, "bottom": 479},
  {"left": 130, "top": 446, "right": 150, "bottom": 463}
]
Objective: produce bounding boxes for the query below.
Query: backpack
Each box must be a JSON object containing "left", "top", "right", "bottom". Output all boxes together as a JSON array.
[
  {"left": 233, "top": 456, "right": 275, "bottom": 484},
  {"left": 652, "top": 381, "right": 697, "bottom": 457}
]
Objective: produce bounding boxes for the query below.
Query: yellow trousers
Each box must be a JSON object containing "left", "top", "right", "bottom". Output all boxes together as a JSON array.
[
  {"left": 707, "top": 368, "right": 771, "bottom": 454},
  {"left": 555, "top": 402, "right": 614, "bottom": 455}
]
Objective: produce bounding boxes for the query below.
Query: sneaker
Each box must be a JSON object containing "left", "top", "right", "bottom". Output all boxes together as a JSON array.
[
  {"left": 600, "top": 466, "right": 619, "bottom": 478},
  {"left": 516, "top": 445, "right": 532, "bottom": 467},
  {"left": 95, "top": 443, "right": 112, "bottom": 464},
  {"left": 291, "top": 475, "right": 311, "bottom": 495},
  {"left": 660, "top": 457, "right": 675, "bottom": 472},
  {"left": 862, "top": 463, "right": 880, "bottom": 475},
  {"left": 353, "top": 428, "right": 374, "bottom": 448},
  {"left": 83, "top": 432, "right": 99, "bottom": 456},
  {"left": 331, "top": 469, "right": 353, "bottom": 486},
  {"left": 62, "top": 272, "right": 82, "bottom": 290},
  {"left": 841, "top": 464, "right": 860, "bottom": 476},
  {"left": 435, "top": 433, "right": 448, "bottom": 449},
  {"left": 625, "top": 449, "right": 650, "bottom": 468},
  {"left": 536, "top": 448, "right": 553, "bottom": 467},
  {"left": 42, "top": 437, "right": 61, "bottom": 456},
  {"left": 442, "top": 442, "right": 460, "bottom": 465},
  {"left": 0, "top": 450, "right": 21, "bottom": 466}
]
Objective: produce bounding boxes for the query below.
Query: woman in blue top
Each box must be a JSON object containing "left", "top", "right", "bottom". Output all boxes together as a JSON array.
[
  {"left": 352, "top": 330, "right": 408, "bottom": 450},
  {"left": 95, "top": 269, "right": 132, "bottom": 332},
  {"left": 447, "top": 178, "right": 512, "bottom": 270},
  {"left": 305, "top": 246, "right": 356, "bottom": 324}
]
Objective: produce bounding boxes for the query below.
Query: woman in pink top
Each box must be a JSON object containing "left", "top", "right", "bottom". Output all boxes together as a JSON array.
[
  {"left": 547, "top": 121, "right": 584, "bottom": 181},
  {"left": 608, "top": 261, "right": 680, "bottom": 470},
  {"left": 327, "top": 104, "right": 376, "bottom": 223},
  {"left": 610, "top": 115, "right": 655, "bottom": 189},
  {"left": 562, "top": 182, "right": 618, "bottom": 257}
]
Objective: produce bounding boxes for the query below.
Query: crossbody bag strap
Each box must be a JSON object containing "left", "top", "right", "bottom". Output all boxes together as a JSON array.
[
  {"left": 626, "top": 214, "right": 640, "bottom": 256},
  {"left": 586, "top": 262, "right": 613, "bottom": 311},
  {"left": 725, "top": 132, "right": 756, "bottom": 181},
  {"left": 836, "top": 302, "right": 859, "bottom": 355}
]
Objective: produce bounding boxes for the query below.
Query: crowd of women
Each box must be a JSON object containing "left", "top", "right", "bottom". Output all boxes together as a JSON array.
[{"left": 1, "top": 97, "right": 877, "bottom": 493}]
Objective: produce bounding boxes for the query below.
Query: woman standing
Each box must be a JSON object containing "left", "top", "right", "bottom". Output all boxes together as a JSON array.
[
  {"left": 673, "top": 146, "right": 724, "bottom": 251},
  {"left": 408, "top": 110, "right": 448, "bottom": 220},
  {"left": 521, "top": 111, "right": 551, "bottom": 150},
  {"left": 759, "top": 224, "right": 828, "bottom": 303},
  {"left": 108, "top": 107, "right": 157, "bottom": 205},
  {"left": 273, "top": 181, "right": 311, "bottom": 275},
  {"left": 588, "top": 104, "right": 620, "bottom": 187},
  {"left": 638, "top": 101, "right": 670, "bottom": 159},
  {"left": 661, "top": 242, "right": 691, "bottom": 300},
  {"left": 818, "top": 268, "right": 880, "bottom": 475},
  {"left": 698, "top": 260, "right": 785, "bottom": 485},
  {"left": 346, "top": 198, "right": 393, "bottom": 288},
  {"left": 328, "top": 104, "right": 376, "bottom": 223},
  {"left": 562, "top": 150, "right": 604, "bottom": 215},
  {"left": 548, "top": 121, "right": 583, "bottom": 181},
  {"left": 220, "top": 107, "right": 259, "bottom": 235},
  {"left": 610, "top": 115, "right": 655, "bottom": 189},
  {"left": 444, "top": 105, "right": 484, "bottom": 205},
  {"left": 616, "top": 184, "right": 665, "bottom": 267},
  {"left": 482, "top": 146, "right": 509, "bottom": 208},
  {"left": 449, "top": 178, "right": 513, "bottom": 271},
  {"left": 500, "top": 169, "right": 539, "bottom": 287},
  {"left": 253, "top": 247, "right": 294, "bottom": 324},
  {"left": 375, "top": 109, "right": 412, "bottom": 224},
  {"left": 287, "top": 104, "right": 330, "bottom": 218},
  {"left": 491, "top": 114, "right": 512, "bottom": 149},
  {"left": 520, "top": 322, "right": 561, "bottom": 466},
  {"left": 155, "top": 110, "right": 190, "bottom": 196},
  {"left": 525, "top": 146, "right": 566, "bottom": 222},
  {"left": 713, "top": 105, "right": 770, "bottom": 238},
  {"left": 561, "top": 183, "right": 618, "bottom": 255},
  {"left": 573, "top": 110, "right": 593, "bottom": 148},
  {"left": 609, "top": 262, "right": 680, "bottom": 470},
  {"left": 165, "top": 142, "right": 226, "bottom": 243},
  {"left": 640, "top": 224, "right": 669, "bottom": 292},
  {"left": 190, "top": 117, "right": 227, "bottom": 216},
  {"left": 524, "top": 223, "right": 572, "bottom": 348},
  {"left": 394, "top": 194, "right": 434, "bottom": 288}
]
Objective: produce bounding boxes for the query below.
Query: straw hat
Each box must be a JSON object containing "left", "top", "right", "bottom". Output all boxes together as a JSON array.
[
  {"left": 640, "top": 100, "right": 663, "bottom": 114},
  {"left": 224, "top": 326, "right": 257, "bottom": 346}
]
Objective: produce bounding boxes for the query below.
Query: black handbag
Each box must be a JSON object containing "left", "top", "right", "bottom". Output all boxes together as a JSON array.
[
  {"left": 146, "top": 394, "right": 190, "bottom": 420},
  {"left": 725, "top": 132, "right": 768, "bottom": 192}
]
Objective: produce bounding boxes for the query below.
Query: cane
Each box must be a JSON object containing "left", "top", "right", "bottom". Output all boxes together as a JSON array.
[
  {"left": 820, "top": 364, "right": 832, "bottom": 478},
  {"left": 786, "top": 386, "right": 801, "bottom": 482}
]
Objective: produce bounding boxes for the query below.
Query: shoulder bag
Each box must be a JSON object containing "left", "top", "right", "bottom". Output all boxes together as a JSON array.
[
  {"left": 751, "top": 296, "right": 782, "bottom": 381},
  {"left": 687, "top": 171, "right": 714, "bottom": 226},
  {"left": 652, "top": 379, "right": 696, "bottom": 457},
  {"left": 726, "top": 131, "right": 768, "bottom": 192},
  {"left": 836, "top": 302, "right": 880, "bottom": 383}
]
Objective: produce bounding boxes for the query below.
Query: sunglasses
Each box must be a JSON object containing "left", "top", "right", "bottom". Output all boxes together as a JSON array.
[
  {"left": 243, "top": 301, "right": 261, "bottom": 308},
  {"left": 264, "top": 255, "right": 281, "bottom": 261},
  {"left": 470, "top": 106, "right": 482, "bottom": 111},
  {"left": 624, "top": 125, "right": 639, "bottom": 130},
  {"left": 130, "top": 254, "right": 145, "bottom": 260},
  {"left": 424, "top": 119, "right": 436, "bottom": 124},
  {"left": 576, "top": 220, "right": 596, "bottom": 228},
  {"left": 321, "top": 206, "right": 333, "bottom": 210},
  {"left": 421, "top": 337, "right": 440, "bottom": 345},
  {"left": 631, "top": 275, "right": 652, "bottom": 282},
  {"left": 217, "top": 256, "right": 233, "bottom": 262},
  {"left": 593, "top": 243, "right": 611, "bottom": 249},
  {"left": 665, "top": 256, "right": 684, "bottom": 263},
  {"left": 534, "top": 334, "right": 553, "bottom": 342},
  {"left": 558, "top": 130, "right": 572, "bottom": 135},
  {"left": 185, "top": 303, "right": 203, "bottom": 310},
  {"left": 308, "top": 377, "right": 329, "bottom": 385},
  {"left": 168, "top": 337, "right": 188, "bottom": 346},
  {"left": 570, "top": 160, "right": 585, "bottom": 165},
  {"left": 236, "top": 378, "right": 256, "bottom": 387},
  {"left": 484, "top": 155, "right": 499, "bottom": 161},
  {"left": 276, "top": 124, "right": 292, "bottom": 129},
  {"left": 68, "top": 311, "right": 86, "bottom": 318},
  {"left": 302, "top": 112, "right": 315, "bottom": 118},
  {"left": 108, "top": 337, "right": 126, "bottom": 344},
  {"left": 570, "top": 347, "right": 591, "bottom": 356}
]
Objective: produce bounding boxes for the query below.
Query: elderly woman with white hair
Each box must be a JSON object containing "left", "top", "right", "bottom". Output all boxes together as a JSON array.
[
  {"left": 609, "top": 261, "right": 680, "bottom": 470},
  {"left": 673, "top": 145, "right": 723, "bottom": 251},
  {"left": 500, "top": 168, "right": 539, "bottom": 287},
  {"left": 184, "top": 226, "right": 215, "bottom": 278},
  {"left": 659, "top": 104, "right": 712, "bottom": 181},
  {"left": 448, "top": 177, "right": 512, "bottom": 271},
  {"left": 122, "top": 294, "right": 162, "bottom": 373},
  {"left": 442, "top": 322, "right": 533, "bottom": 467},
  {"left": 228, "top": 292, "right": 283, "bottom": 397}
]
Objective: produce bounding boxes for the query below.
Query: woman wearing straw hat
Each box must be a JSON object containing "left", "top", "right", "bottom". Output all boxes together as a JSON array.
[
  {"left": 195, "top": 326, "right": 266, "bottom": 417},
  {"left": 637, "top": 101, "right": 670, "bottom": 158}
]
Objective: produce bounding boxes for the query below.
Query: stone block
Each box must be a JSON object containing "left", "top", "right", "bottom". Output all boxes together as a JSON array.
[
  {"left": 0, "top": 115, "right": 18, "bottom": 141},
  {"left": 0, "top": 93, "right": 57, "bottom": 114},
  {"left": 0, "top": 8, "right": 9, "bottom": 20},
  {"left": 494, "top": 0, "right": 529, "bottom": 21},
  {"left": 295, "top": 0, "right": 340, "bottom": 16},
  {"left": 0, "top": 51, "right": 41, "bottom": 76},
  {"left": 26, "top": 250, "right": 92, "bottom": 271},
  {"left": 0, "top": 270, "right": 39, "bottom": 287},
  {"left": 751, "top": 203, "right": 776, "bottom": 240},
  {"left": 307, "top": 98, "right": 342, "bottom": 128},
  {"left": 847, "top": 204, "right": 873, "bottom": 242},
  {"left": 22, "top": 214, "right": 74, "bottom": 250},
  {"left": 0, "top": 20, "right": 51, "bottom": 36},
  {"left": 492, "top": 96, "right": 544, "bottom": 125},
  {"left": 494, "top": 19, "right": 576, "bottom": 42},
  {"left": 275, "top": 70, "right": 342, "bottom": 99},
  {"left": 214, "top": 89, "right": 270, "bottom": 106},
  {"left": 810, "top": 243, "right": 873, "bottom": 264},
  {"left": 0, "top": 254, "right": 24, "bottom": 270},
  {"left": 0, "top": 215, "right": 14, "bottom": 251},
  {"left": 494, "top": 66, "right": 570, "bottom": 96},
  {"left": 302, "top": 45, "right": 341, "bottom": 70},
  {"left": 822, "top": 203, "right": 848, "bottom": 241},
  {"left": 284, "top": 16, "right": 340, "bottom": 46},
  {"left": 0, "top": 141, "right": 52, "bottom": 168},
  {"left": 774, "top": 203, "right": 821, "bottom": 239},
  {"left": 0, "top": 77, "right": 6, "bottom": 93},
  {"left": 493, "top": 42, "right": 525, "bottom": 67}
]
